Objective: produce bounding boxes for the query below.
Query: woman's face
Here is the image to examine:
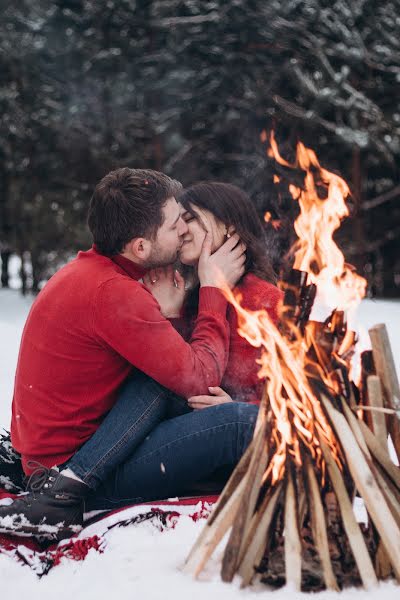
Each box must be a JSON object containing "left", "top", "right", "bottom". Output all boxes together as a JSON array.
[{"left": 179, "top": 204, "right": 226, "bottom": 266}]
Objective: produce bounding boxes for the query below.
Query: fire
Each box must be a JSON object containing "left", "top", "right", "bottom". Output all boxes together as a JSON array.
[
  {"left": 223, "top": 132, "right": 369, "bottom": 485},
  {"left": 268, "top": 131, "right": 367, "bottom": 313},
  {"left": 188, "top": 135, "right": 400, "bottom": 592},
  {"left": 224, "top": 286, "right": 340, "bottom": 484}
]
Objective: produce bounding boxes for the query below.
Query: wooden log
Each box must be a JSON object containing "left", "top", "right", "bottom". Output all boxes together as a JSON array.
[
  {"left": 369, "top": 324, "right": 400, "bottom": 411},
  {"left": 183, "top": 475, "right": 246, "bottom": 577},
  {"left": 320, "top": 392, "right": 400, "bottom": 581},
  {"left": 367, "top": 376, "right": 388, "bottom": 447},
  {"left": 297, "top": 481, "right": 308, "bottom": 530},
  {"left": 361, "top": 350, "right": 376, "bottom": 431},
  {"left": 220, "top": 418, "right": 269, "bottom": 582},
  {"left": 373, "top": 467, "right": 400, "bottom": 529},
  {"left": 375, "top": 463, "right": 400, "bottom": 506},
  {"left": 185, "top": 384, "right": 269, "bottom": 578},
  {"left": 375, "top": 541, "right": 392, "bottom": 579},
  {"left": 284, "top": 468, "right": 302, "bottom": 590},
  {"left": 369, "top": 324, "right": 400, "bottom": 463},
  {"left": 207, "top": 383, "right": 269, "bottom": 529},
  {"left": 305, "top": 457, "right": 339, "bottom": 591},
  {"left": 358, "top": 419, "right": 400, "bottom": 490},
  {"left": 238, "top": 483, "right": 283, "bottom": 587},
  {"left": 341, "top": 397, "right": 371, "bottom": 457},
  {"left": 319, "top": 438, "right": 377, "bottom": 589},
  {"left": 389, "top": 419, "right": 400, "bottom": 466}
]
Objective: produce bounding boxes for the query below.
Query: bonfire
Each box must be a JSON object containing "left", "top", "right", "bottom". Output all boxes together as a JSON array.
[{"left": 184, "top": 133, "right": 400, "bottom": 591}]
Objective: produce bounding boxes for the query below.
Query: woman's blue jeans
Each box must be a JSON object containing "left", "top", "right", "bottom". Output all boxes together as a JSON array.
[{"left": 65, "top": 371, "right": 258, "bottom": 509}]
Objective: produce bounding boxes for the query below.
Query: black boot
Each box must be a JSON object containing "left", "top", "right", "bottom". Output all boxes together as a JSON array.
[{"left": 0, "top": 462, "right": 89, "bottom": 539}]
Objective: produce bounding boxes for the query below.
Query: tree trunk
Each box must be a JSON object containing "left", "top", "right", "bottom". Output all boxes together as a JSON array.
[
  {"left": 351, "top": 147, "right": 366, "bottom": 275},
  {"left": 1, "top": 250, "right": 11, "bottom": 287}
]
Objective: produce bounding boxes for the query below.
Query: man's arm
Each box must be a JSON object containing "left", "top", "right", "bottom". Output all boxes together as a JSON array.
[{"left": 93, "top": 278, "right": 230, "bottom": 399}]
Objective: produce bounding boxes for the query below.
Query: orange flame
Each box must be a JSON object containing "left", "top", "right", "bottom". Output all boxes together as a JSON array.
[
  {"left": 221, "top": 132, "right": 368, "bottom": 484},
  {"left": 223, "top": 286, "right": 340, "bottom": 484},
  {"left": 269, "top": 131, "right": 366, "bottom": 312}
]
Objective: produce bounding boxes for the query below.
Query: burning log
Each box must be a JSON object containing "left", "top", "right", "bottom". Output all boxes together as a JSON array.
[
  {"left": 319, "top": 438, "right": 377, "bottom": 589},
  {"left": 320, "top": 392, "right": 400, "bottom": 580},
  {"left": 220, "top": 412, "right": 269, "bottom": 582},
  {"left": 184, "top": 134, "right": 400, "bottom": 591},
  {"left": 237, "top": 483, "right": 282, "bottom": 586},
  {"left": 304, "top": 455, "right": 338, "bottom": 591},
  {"left": 185, "top": 366, "right": 400, "bottom": 590}
]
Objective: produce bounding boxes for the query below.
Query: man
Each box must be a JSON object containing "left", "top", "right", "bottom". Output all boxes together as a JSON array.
[{"left": 0, "top": 168, "right": 258, "bottom": 538}]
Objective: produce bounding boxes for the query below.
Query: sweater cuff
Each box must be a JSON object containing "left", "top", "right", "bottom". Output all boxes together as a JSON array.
[{"left": 198, "top": 286, "right": 228, "bottom": 314}]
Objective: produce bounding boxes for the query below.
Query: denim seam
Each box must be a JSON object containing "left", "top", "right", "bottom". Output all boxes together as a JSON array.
[
  {"left": 72, "top": 390, "right": 166, "bottom": 486},
  {"left": 130, "top": 420, "right": 255, "bottom": 465}
]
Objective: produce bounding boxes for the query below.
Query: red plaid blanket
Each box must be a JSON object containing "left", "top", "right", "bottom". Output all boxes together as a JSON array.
[{"left": 0, "top": 488, "right": 217, "bottom": 577}]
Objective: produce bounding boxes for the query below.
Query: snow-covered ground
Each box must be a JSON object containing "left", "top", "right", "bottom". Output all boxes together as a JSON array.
[{"left": 0, "top": 288, "right": 399, "bottom": 599}]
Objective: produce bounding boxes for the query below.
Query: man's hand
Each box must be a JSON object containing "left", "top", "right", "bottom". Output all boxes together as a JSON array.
[
  {"left": 188, "top": 386, "right": 233, "bottom": 410},
  {"left": 143, "top": 265, "right": 185, "bottom": 318},
  {"left": 198, "top": 232, "right": 246, "bottom": 290}
]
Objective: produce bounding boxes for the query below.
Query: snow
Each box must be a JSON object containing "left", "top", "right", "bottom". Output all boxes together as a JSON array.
[{"left": 1, "top": 288, "right": 400, "bottom": 599}]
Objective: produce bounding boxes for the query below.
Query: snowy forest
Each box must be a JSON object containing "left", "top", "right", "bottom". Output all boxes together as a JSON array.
[{"left": 0, "top": 0, "right": 399, "bottom": 296}]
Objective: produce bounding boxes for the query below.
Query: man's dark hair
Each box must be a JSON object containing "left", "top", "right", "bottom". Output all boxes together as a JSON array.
[{"left": 87, "top": 168, "right": 182, "bottom": 255}]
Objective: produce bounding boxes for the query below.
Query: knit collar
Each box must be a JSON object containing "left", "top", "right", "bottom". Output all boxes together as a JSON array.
[
  {"left": 110, "top": 253, "right": 147, "bottom": 281},
  {"left": 91, "top": 244, "right": 147, "bottom": 280}
]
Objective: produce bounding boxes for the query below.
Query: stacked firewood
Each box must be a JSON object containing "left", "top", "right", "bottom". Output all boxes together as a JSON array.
[{"left": 184, "top": 268, "right": 400, "bottom": 592}]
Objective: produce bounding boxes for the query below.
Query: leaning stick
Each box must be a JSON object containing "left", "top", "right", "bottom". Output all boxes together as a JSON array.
[
  {"left": 369, "top": 324, "right": 400, "bottom": 412},
  {"left": 367, "top": 376, "right": 388, "bottom": 447},
  {"left": 207, "top": 384, "right": 269, "bottom": 529},
  {"left": 373, "top": 467, "right": 400, "bottom": 529},
  {"left": 284, "top": 469, "right": 302, "bottom": 590},
  {"left": 341, "top": 398, "right": 371, "bottom": 457},
  {"left": 319, "top": 438, "right": 377, "bottom": 589},
  {"left": 369, "top": 324, "right": 400, "bottom": 462},
  {"left": 238, "top": 483, "right": 283, "bottom": 587},
  {"left": 375, "top": 541, "right": 392, "bottom": 580},
  {"left": 183, "top": 475, "right": 246, "bottom": 576},
  {"left": 206, "top": 436, "right": 254, "bottom": 527},
  {"left": 297, "top": 482, "right": 308, "bottom": 529},
  {"left": 185, "top": 386, "right": 269, "bottom": 576},
  {"left": 357, "top": 420, "right": 400, "bottom": 489},
  {"left": 221, "top": 418, "right": 269, "bottom": 582},
  {"left": 305, "top": 457, "right": 339, "bottom": 591},
  {"left": 389, "top": 418, "right": 400, "bottom": 466},
  {"left": 320, "top": 393, "right": 400, "bottom": 581}
]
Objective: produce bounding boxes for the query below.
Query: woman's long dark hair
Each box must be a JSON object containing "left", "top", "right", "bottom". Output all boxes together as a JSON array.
[{"left": 179, "top": 182, "right": 277, "bottom": 284}]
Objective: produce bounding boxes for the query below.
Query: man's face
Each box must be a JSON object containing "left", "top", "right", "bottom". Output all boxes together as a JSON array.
[{"left": 145, "top": 197, "right": 188, "bottom": 268}]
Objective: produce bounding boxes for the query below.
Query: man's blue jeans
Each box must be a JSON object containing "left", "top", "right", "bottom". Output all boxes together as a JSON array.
[{"left": 65, "top": 371, "right": 258, "bottom": 509}]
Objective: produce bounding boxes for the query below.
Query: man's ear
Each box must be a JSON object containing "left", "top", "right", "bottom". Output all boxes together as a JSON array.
[{"left": 127, "top": 238, "right": 152, "bottom": 262}]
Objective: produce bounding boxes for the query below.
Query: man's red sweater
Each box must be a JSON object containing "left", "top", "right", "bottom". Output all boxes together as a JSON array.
[{"left": 11, "top": 248, "right": 229, "bottom": 473}]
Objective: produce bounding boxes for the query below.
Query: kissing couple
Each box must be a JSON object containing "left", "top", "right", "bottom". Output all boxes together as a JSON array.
[{"left": 0, "top": 168, "right": 282, "bottom": 538}]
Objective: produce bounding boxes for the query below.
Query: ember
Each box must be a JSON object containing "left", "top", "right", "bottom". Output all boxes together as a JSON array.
[{"left": 184, "top": 134, "right": 400, "bottom": 591}]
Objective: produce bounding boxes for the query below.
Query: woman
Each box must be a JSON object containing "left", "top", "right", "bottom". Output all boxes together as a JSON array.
[{"left": 145, "top": 182, "right": 283, "bottom": 408}]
